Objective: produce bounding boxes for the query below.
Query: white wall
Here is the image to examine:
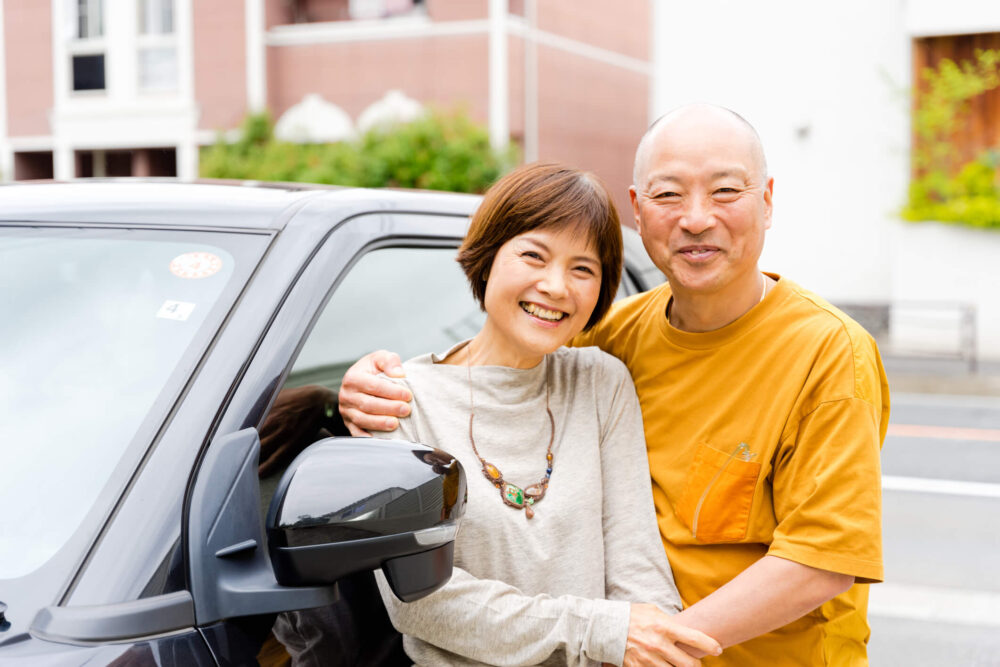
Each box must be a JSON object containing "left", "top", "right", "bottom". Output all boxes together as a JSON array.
[
  {"left": 889, "top": 221, "right": 1000, "bottom": 364},
  {"left": 651, "top": 0, "right": 910, "bottom": 303},
  {"left": 650, "top": 0, "right": 1000, "bottom": 360}
]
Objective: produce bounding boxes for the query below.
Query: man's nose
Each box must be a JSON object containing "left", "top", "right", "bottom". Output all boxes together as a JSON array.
[{"left": 678, "top": 196, "right": 715, "bottom": 235}]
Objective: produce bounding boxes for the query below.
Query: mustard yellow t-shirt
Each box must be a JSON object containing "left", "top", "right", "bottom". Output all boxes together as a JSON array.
[{"left": 574, "top": 275, "right": 889, "bottom": 666}]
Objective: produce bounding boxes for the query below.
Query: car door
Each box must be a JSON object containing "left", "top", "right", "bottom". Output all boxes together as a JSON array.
[{"left": 189, "top": 207, "right": 479, "bottom": 666}]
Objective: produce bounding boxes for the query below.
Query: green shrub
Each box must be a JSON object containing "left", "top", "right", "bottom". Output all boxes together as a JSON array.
[
  {"left": 199, "top": 108, "right": 516, "bottom": 194},
  {"left": 905, "top": 49, "right": 1000, "bottom": 228}
]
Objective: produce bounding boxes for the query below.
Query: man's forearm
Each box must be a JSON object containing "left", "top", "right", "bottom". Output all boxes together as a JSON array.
[{"left": 672, "top": 555, "right": 855, "bottom": 655}]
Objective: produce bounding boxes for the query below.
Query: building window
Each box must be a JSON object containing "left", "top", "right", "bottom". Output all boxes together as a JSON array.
[
  {"left": 69, "top": 0, "right": 106, "bottom": 93},
  {"left": 137, "top": 0, "right": 177, "bottom": 91},
  {"left": 72, "top": 53, "right": 106, "bottom": 91},
  {"left": 76, "top": 0, "right": 103, "bottom": 39},
  {"left": 912, "top": 33, "right": 1000, "bottom": 175}
]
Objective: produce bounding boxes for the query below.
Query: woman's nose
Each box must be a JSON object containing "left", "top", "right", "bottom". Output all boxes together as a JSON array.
[{"left": 538, "top": 268, "right": 568, "bottom": 298}]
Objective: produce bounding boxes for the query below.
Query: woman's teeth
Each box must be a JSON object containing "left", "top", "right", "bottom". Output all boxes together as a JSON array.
[{"left": 521, "top": 302, "right": 566, "bottom": 321}]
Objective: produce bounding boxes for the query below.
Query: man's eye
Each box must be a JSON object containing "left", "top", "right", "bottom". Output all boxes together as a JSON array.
[
  {"left": 714, "top": 188, "right": 740, "bottom": 196},
  {"left": 654, "top": 191, "right": 679, "bottom": 199}
]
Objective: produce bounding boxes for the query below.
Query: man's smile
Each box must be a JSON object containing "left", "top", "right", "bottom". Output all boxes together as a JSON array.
[{"left": 677, "top": 245, "right": 721, "bottom": 261}]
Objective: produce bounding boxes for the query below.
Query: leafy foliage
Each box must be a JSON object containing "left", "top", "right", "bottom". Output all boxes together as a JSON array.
[
  {"left": 904, "top": 49, "right": 1000, "bottom": 228},
  {"left": 199, "top": 108, "right": 517, "bottom": 194}
]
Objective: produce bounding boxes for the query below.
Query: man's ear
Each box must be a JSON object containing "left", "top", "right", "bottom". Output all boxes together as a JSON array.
[
  {"left": 629, "top": 186, "right": 643, "bottom": 234},
  {"left": 762, "top": 177, "right": 774, "bottom": 230}
]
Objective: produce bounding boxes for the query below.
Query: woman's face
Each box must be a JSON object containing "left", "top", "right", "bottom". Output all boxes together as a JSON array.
[{"left": 480, "top": 224, "right": 603, "bottom": 365}]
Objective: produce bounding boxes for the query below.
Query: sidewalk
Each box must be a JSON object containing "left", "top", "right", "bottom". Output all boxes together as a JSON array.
[{"left": 884, "top": 355, "right": 1000, "bottom": 396}]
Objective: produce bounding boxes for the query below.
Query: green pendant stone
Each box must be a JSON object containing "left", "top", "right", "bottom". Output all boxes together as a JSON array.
[{"left": 502, "top": 483, "right": 525, "bottom": 507}]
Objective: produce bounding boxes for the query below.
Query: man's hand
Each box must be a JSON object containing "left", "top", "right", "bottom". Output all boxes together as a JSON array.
[
  {"left": 623, "top": 604, "right": 721, "bottom": 667},
  {"left": 338, "top": 350, "right": 412, "bottom": 436}
]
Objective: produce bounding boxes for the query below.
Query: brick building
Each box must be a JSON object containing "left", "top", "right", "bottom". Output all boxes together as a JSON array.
[{"left": 0, "top": 0, "right": 651, "bottom": 214}]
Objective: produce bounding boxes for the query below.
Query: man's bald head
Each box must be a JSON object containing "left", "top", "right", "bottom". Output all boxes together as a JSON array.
[{"left": 632, "top": 104, "right": 768, "bottom": 188}]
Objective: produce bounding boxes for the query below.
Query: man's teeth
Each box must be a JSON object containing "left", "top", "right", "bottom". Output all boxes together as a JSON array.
[
  {"left": 688, "top": 249, "right": 713, "bottom": 256},
  {"left": 521, "top": 302, "right": 565, "bottom": 321}
]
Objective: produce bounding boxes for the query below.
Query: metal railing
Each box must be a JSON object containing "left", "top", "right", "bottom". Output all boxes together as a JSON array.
[{"left": 836, "top": 301, "right": 978, "bottom": 373}]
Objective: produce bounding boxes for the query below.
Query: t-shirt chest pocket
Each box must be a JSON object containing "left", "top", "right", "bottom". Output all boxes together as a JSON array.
[{"left": 675, "top": 441, "right": 762, "bottom": 543}]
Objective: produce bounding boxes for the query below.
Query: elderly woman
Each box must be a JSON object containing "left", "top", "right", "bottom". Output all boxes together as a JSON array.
[{"left": 370, "top": 162, "right": 719, "bottom": 667}]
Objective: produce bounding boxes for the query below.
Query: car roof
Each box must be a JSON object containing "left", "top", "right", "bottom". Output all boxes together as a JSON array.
[{"left": 0, "top": 180, "right": 480, "bottom": 230}]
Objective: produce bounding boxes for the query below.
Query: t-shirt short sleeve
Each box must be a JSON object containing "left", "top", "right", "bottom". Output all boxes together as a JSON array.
[{"left": 768, "top": 396, "right": 884, "bottom": 583}]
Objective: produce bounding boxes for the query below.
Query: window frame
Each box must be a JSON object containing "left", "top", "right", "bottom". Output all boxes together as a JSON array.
[
  {"left": 68, "top": 0, "right": 107, "bottom": 94},
  {"left": 137, "top": 0, "right": 178, "bottom": 92}
]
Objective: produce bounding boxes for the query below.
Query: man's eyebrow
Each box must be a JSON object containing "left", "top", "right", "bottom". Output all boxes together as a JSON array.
[
  {"left": 710, "top": 169, "right": 750, "bottom": 180},
  {"left": 644, "top": 173, "right": 682, "bottom": 186}
]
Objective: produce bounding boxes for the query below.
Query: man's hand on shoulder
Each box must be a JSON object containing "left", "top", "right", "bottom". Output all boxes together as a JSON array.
[{"left": 338, "top": 350, "right": 412, "bottom": 436}]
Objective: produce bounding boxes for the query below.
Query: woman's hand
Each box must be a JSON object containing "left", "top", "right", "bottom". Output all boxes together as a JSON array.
[{"left": 622, "top": 604, "right": 721, "bottom": 667}]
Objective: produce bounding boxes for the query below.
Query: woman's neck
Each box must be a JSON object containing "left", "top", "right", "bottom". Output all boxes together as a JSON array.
[{"left": 442, "top": 323, "right": 545, "bottom": 369}]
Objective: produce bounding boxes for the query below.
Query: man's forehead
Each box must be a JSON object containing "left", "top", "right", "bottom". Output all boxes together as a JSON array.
[
  {"left": 634, "top": 105, "right": 767, "bottom": 185},
  {"left": 645, "top": 163, "right": 754, "bottom": 183}
]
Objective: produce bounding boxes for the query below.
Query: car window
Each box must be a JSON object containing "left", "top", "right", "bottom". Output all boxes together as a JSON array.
[
  {"left": 288, "top": 245, "right": 483, "bottom": 391},
  {"left": 256, "top": 245, "right": 479, "bottom": 491},
  {"left": 0, "top": 226, "right": 267, "bottom": 579},
  {"left": 256, "top": 244, "right": 477, "bottom": 666}
]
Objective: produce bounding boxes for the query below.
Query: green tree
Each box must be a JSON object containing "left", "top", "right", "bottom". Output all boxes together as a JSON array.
[
  {"left": 200, "top": 108, "right": 516, "bottom": 194},
  {"left": 904, "top": 49, "right": 1000, "bottom": 228}
]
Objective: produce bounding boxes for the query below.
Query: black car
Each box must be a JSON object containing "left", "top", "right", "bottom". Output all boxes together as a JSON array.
[{"left": 0, "top": 181, "right": 664, "bottom": 666}]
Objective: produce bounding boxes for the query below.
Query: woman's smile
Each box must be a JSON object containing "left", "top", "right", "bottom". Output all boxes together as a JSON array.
[{"left": 519, "top": 301, "right": 568, "bottom": 325}]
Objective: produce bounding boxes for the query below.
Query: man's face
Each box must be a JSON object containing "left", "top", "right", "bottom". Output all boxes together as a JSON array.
[{"left": 630, "top": 118, "right": 773, "bottom": 299}]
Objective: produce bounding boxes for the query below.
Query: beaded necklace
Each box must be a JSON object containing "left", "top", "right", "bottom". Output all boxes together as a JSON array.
[{"left": 465, "top": 344, "right": 554, "bottom": 520}]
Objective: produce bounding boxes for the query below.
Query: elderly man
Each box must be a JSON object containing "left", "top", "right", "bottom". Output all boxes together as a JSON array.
[{"left": 339, "top": 104, "right": 889, "bottom": 665}]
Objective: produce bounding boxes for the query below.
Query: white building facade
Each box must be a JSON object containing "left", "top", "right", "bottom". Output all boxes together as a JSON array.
[{"left": 652, "top": 0, "right": 1000, "bottom": 360}]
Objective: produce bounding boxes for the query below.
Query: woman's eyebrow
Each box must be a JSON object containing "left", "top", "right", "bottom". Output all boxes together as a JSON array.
[
  {"left": 522, "top": 236, "right": 599, "bottom": 265},
  {"left": 572, "top": 254, "right": 601, "bottom": 266}
]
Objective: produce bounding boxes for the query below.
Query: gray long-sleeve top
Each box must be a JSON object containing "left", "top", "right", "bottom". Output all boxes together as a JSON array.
[{"left": 373, "top": 343, "right": 682, "bottom": 666}]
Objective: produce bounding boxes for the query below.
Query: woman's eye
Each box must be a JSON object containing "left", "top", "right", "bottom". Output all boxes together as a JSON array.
[
  {"left": 522, "top": 251, "right": 543, "bottom": 260},
  {"left": 574, "top": 265, "right": 596, "bottom": 275}
]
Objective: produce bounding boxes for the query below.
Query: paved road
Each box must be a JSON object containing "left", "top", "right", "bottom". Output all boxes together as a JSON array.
[{"left": 868, "top": 393, "right": 1000, "bottom": 666}]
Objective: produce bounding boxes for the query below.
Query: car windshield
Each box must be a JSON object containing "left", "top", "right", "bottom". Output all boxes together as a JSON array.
[{"left": 0, "top": 226, "right": 266, "bottom": 579}]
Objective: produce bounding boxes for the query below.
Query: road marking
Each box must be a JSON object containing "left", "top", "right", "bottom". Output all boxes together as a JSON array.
[
  {"left": 869, "top": 583, "right": 1000, "bottom": 627},
  {"left": 882, "top": 475, "right": 1000, "bottom": 498},
  {"left": 887, "top": 423, "right": 1000, "bottom": 442},
  {"left": 894, "top": 392, "right": 1000, "bottom": 409}
]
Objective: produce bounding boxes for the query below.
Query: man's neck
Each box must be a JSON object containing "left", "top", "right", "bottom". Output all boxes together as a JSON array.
[{"left": 669, "top": 273, "right": 771, "bottom": 333}]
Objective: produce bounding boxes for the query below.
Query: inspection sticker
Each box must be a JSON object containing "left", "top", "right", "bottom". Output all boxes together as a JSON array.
[
  {"left": 169, "top": 252, "right": 222, "bottom": 279},
  {"left": 157, "top": 300, "right": 196, "bottom": 321}
]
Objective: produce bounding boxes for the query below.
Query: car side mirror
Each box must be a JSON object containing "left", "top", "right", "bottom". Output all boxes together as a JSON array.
[{"left": 266, "top": 437, "right": 466, "bottom": 602}]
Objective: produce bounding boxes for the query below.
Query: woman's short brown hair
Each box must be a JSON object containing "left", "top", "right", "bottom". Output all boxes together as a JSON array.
[{"left": 457, "top": 162, "right": 623, "bottom": 331}]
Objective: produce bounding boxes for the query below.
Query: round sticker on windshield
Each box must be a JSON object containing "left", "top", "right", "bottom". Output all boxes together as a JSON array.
[{"left": 170, "top": 252, "right": 222, "bottom": 279}]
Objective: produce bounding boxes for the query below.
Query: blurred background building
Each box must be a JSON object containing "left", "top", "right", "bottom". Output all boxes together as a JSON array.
[
  {"left": 0, "top": 0, "right": 650, "bottom": 216},
  {"left": 3, "top": 0, "right": 1000, "bottom": 360}
]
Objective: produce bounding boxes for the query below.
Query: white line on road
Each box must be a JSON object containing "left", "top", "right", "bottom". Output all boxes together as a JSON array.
[
  {"left": 893, "top": 392, "right": 1000, "bottom": 409},
  {"left": 882, "top": 475, "right": 1000, "bottom": 498},
  {"left": 869, "top": 583, "right": 1000, "bottom": 627}
]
